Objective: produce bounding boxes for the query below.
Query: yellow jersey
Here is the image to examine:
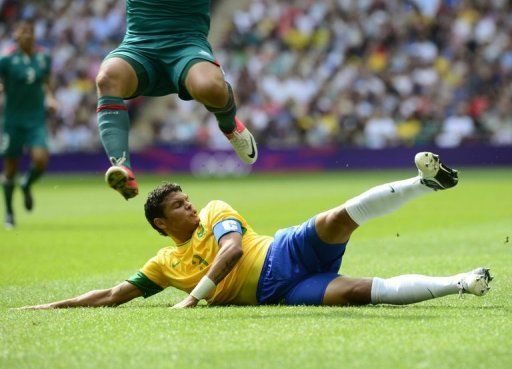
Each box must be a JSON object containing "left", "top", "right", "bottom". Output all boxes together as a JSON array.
[{"left": 130, "top": 200, "right": 272, "bottom": 305}]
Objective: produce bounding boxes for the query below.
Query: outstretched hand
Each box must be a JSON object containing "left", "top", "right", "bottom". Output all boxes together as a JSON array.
[{"left": 172, "top": 295, "right": 199, "bottom": 309}]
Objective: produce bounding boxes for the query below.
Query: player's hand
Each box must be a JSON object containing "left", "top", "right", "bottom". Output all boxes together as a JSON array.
[
  {"left": 172, "top": 295, "right": 199, "bottom": 309},
  {"left": 46, "top": 96, "right": 59, "bottom": 115}
]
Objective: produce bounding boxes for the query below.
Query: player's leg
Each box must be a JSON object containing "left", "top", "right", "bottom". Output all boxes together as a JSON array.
[
  {"left": 96, "top": 56, "right": 139, "bottom": 199},
  {"left": 184, "top": 61, "right": 229, "bottom": 109},
  {"left": 183, "top": 61, "right": 258, "bottom": 164},
  {"left": 2, "top": 158, "right": 18, "bottom": 229},
  {"left": 20, "top": 147, "right": 49, "bottom": 211},
  {"left": 315, "top": 152, "right": 459, "bottom": 244},
  {"left": 2, "top": 127, "right": 23, "bottom": 228},
  {"left": 321, "top": 268, "right": 492, "bottom": 306}
]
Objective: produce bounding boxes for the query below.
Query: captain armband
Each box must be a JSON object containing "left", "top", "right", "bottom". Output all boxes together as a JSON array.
[{"left": 213, "top": 219, "right": 243, "bottom": 242}]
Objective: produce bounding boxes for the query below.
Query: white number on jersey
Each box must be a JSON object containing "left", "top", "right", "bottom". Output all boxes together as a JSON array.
[{"left": 25, "top": 67, "right": 36, "bottom": 84}]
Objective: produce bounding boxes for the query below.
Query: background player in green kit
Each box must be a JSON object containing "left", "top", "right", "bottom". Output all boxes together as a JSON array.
[
  {"left": 97, "top": 0, "right": 259, "bottom": 200},
  {"left": 0, "top": 20, "right": 58, "bottom": 229}
]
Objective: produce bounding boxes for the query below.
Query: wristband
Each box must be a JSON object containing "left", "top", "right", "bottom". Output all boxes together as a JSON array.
[{"left": 190, "top": 276, "right": 216, "bottom": 301}]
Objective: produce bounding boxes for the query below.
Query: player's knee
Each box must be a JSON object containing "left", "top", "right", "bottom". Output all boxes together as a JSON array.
[
  {"left": 96, "top": 68, "right": 126, "bottom": 96},
  {"left": 3, "top": 169, "right": 17, "bottom": 180},
  {"left": 96, "top": 70, "right": 115, "bottom": 94},
  {"left": 196, "top": 77, "right": 225, "bottom": 97},
  {"left": 317, "top": 210, "right": 358, "bottom": 244},
  {"left": 96, "top": 58, "right": 138, "bottom": 97},
  {"left": 33, "top": 159, "right": 48, "bottom": 171},
  {"left": 31, "top": 151, "right": 49, "bottom": 169},
  {"left": 330, "top": 209, "right": 358, "bottom": 235},
  {"left": 187, "top": 73, "right": 227, "bottom": 106},
  {"left": 347, "top": 279, "right": 372, "bottom": 305}
]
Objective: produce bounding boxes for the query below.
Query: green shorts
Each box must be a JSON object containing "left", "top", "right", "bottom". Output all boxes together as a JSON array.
[
  {"left": 1, "top": 122, "right": 48, "bottom": 158},
  {"left": 106, "top": 34, "right": 218, "bottom": 100}
]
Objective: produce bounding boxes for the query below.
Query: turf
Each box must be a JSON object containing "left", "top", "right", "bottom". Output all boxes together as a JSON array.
[{"left": 1, "top": 169, "right": 511, "bottom": 369}]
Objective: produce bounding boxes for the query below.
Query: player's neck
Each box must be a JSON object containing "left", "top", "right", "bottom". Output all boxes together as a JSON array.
[
  {"left": 169, "top": 229, "right": 195, "bottom": 245},
  {"left": 19, "top": 44, "right": 34, "bottom": 56}
]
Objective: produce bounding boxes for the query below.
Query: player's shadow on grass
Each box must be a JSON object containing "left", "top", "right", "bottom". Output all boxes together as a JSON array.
[
  {"left": 124, "top": 302, "right": 507, "bottom": 311},
  {"left": 115, "top": 304, "right": 472, "bottom": 320},
  {"left": 402, "top": 305, "right": 506, "bottom": 311}
]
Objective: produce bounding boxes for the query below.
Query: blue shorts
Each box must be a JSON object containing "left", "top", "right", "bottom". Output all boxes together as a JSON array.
[{"left": 256, "top": 217, "right": 347, "bottom": 305}]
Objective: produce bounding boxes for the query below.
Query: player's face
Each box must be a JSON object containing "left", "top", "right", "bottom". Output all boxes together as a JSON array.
[
  {"left": 158, "top": 192, "right": 200, "bottom": 235},
  {"left": 14, "top": 22, "right": 35, "bottom": 49}
]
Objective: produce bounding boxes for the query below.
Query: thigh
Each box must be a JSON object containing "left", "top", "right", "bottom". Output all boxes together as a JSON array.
[
  {"left": 106, "top": 46, "right": 172, "bottom": 98},
  {"left": 279, "top": 217, "right": 348, "bottom": 273},
  {"left": 315, "top": 207, "right": 359, "bottom": 244},
  {"left": 257, "top": 218, "right": 347, "bottom": 304},
  {"left": 1, "top": 123, "right": 24, "bottom": 158},
  {"left": 183, "top": 60, "right": 225, "bottom": 104},
  {"left": 25, "top": 124, "right": 48, "bottom": 150},
  {"left": 2, "top": 157, "right": 19, "bottom": 178},
  {"left": 283, "top": 273, "right": 340, "bottom": 306},
  {"left": 29, "top": 146, "right": 49, "bottom": 167},
  {"left": 168, "top": 39, "right": 217, "bottom": 101}
]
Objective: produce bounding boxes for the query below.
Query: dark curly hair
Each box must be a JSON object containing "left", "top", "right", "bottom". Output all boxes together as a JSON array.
[{"left": 144, "top": 182, "right": 182, "bottom": 236}]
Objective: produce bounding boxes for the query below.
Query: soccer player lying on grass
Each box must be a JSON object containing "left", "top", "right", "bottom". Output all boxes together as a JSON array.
[{"left": 19, "top": 152, "right": 492, "bottom": 310}]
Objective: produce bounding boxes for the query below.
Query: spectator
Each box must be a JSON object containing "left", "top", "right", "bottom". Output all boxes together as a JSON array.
[{"left": 436, "top": 102, "right": 475, "bottom": 147}]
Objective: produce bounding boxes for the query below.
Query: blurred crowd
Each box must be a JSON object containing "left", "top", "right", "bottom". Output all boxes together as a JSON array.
[
  {"left": 1, "top": 0, "right": 512, "bottom": 153},
  {"left": 218, "top": 0, "right": 512, "bottom": 149}
]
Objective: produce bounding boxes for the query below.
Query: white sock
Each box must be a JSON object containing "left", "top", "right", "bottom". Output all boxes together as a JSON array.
[
  {"left": 344, "top": 176, "right": 432, "bottom": 225},
  {"left": 371, "top": 274, "right": 463, "bottom": 305}
]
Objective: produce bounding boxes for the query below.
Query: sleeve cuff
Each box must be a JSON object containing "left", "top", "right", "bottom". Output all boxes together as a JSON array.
[{"left": 127, "top": 271, "right": 164, "bottom": 298}]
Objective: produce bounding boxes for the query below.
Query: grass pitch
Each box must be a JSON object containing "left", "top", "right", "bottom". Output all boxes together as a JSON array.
[{"left": 1, "top": 168, "right": 511, "bottom": 369}]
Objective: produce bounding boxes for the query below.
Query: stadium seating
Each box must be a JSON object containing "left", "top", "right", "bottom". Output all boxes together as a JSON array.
[{"left": 1, "top": 0, "right": 511, "bottom": 152}]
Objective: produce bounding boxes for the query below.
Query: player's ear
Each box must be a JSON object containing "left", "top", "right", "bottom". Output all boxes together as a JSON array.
[{"left": 153, "top": 218, "right": 167, "bottom": 233}]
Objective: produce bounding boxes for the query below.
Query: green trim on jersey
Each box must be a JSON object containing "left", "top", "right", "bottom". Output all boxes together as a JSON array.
[{"left": 127, "top": 271, "right": 163, "bottom": 298}]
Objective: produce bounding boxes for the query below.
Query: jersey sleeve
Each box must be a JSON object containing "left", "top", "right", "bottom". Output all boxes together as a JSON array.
[{"left": 127, "top": 256, "right": 166, "bottom": 298}]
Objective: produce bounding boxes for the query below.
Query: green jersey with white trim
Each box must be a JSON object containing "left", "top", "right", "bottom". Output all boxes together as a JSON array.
[
  {"left": 0, "top": 48, "right": 51, "bottom": 126},
  {"left": 126, "top": 0, "right": 211, "bottom": 37}
]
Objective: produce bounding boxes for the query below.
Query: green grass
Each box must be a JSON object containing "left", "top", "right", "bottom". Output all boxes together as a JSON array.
[{"left": 1, "top": 169, "right": 511, "bottom": 369}]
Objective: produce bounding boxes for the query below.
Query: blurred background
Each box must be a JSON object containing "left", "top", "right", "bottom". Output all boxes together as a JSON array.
[{"left": 1, "top": 0, "right": 511, "bottom": 175}]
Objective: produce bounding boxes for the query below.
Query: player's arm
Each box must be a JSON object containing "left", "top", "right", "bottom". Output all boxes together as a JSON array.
[
  {"left": 44, "top": 79, "right": 58, "bottom": 114},
  {"left": 173, "top": 223, "right": 244, "bottom": 308},
  {"left": 17, "top": 281, "right": 143, "bottom": 310},
  {"left": 207, "top": 232, "right": 243, "bottom": 284},
  {"left": 43, "top": 53, "right": 58, "bottom": 114}
]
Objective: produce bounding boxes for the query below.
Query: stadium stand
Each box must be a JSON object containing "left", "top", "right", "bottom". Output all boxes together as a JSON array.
[{"left": 1, "top": 0, "right": 511, "bottom": 153}]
